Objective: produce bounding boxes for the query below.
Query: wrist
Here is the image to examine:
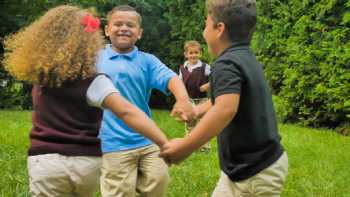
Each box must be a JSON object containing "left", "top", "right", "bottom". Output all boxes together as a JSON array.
[
  {"left": 158, "top": 136, "right": 169, "bottom": 147},
  {"left": 182, "top": 135, "right": 197, "bottom": 152},
  {"left": 175, "top": 96, "right": 190, "bottom": 103},
  {"left": 193, "top": 106, "right": 200, "bottom": 116}
]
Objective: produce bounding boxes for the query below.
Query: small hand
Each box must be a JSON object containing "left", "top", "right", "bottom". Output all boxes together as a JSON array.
[
  {"left": 170, "top": 108, "right": 187, "bottom": 122},
  {"left": 159, "top": 138, "right": 193, "bottom": 164},
  {"left": 199, "top": 83, "right": 209, "bottom": 92},
  {"left": 170, "top": 100, "right": 195, "bottom": 122}
]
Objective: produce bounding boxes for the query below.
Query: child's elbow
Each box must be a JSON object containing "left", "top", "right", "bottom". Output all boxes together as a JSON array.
[
  {"left": 215, "top": 94, "right": 239, "bottom": 121},
  {"left": 114, "top": 102, "right": 135, "bottom": 120},
  {"left": 115, "top": 109, "right": 130, "bottom": 120},
  {"left": 222, "top": 107, "right": 237, "bottom": 121}
]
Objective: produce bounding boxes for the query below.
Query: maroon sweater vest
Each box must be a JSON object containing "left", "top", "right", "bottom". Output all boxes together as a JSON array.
[
  {"left": 29, "top": 77, "right": 102, "bottom": 156},
  {"left": 180, "top": 63, "right": 209, "bottom": 99}
]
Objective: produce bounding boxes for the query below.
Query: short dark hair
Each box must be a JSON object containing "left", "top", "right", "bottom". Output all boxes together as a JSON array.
[
  {"left": 206, "top": 0, "right": 257, "bottom": 42},
  {"left": 106, "top": 5, "right": 142, "bottom": 25}
]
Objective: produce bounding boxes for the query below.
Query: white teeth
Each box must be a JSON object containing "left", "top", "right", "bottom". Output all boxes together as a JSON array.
[{"left": 117, "top": 33, "right": 131, "bottom": 36}]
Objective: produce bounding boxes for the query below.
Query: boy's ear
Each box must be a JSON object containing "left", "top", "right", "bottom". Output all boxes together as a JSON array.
[
  {"left": 104, "top": 25, "right": 109, "bottom": 37},
  {"left": 216, "top": 22, "right": 226, "bottom": 39},
  {"left": 138, "top": 28, "right": 144, "bottom": 40}
]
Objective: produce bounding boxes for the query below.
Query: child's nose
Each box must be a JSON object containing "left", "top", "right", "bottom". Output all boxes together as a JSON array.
[{"left": 120, "top": 24, "right": 129, "bottom": 30}]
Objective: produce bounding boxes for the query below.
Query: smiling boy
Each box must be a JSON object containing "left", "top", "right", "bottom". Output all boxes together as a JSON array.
[
  {"left": 179, "top": 40, "right": 211, "bottom": 151},
  {"left": 97, "top": 5, "right": 194, "bottom": 197}
]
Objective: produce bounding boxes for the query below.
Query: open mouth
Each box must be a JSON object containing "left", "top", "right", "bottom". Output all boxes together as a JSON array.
[
  {"left": 116, "top": 32, "right": 131, "bottom": 37},
  {"left": 115, "top": 35, "right": 131, "bottom": 41}
]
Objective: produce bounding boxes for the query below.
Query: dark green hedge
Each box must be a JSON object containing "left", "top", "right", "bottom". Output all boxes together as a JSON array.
[
  {"left": 1, "top": 0, "right": 349, "bottom": 130},
  {"left": 255, "top": 0, "right": 350, "bottom": 129}
]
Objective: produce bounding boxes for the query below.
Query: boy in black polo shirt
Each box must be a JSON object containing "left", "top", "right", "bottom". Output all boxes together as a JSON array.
[{"left": 161, "top": 0, "right": 288, "bottom": 196}]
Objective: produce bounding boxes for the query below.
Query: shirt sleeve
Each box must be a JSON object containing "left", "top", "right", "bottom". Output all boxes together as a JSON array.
[
  {"left": 205, "top": 64, "right": 211, "bottom": 76},
  {"left": 86, "top": 75, "right": 119, "bottom": 108},
  {"left": 211, "top": 60, "right": 242, "bottom": 99},
  {"left": 148, "top": 55, "right": 177, "bottom": 94},
  {"left": 178, "top": 68, "right": 183, "bottom": 81}
]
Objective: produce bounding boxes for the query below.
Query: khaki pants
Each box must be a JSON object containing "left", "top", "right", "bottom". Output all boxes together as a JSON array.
[
  {"left": 185, "top": 98, "right": 211, "bottom": 150},
  {"left": 27, "top": 154, "right": 101, "bottom": 197},
  {"left": 100, "top": 144, "right": 169, "bottom": 197},
  {"left": 212, "top": 152, "right": 288, "bottom": 197}
]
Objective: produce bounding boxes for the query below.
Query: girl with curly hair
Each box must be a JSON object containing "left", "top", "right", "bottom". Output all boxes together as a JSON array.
[{"left": 3, "top": 5, "right": 168, "bottom": 197}]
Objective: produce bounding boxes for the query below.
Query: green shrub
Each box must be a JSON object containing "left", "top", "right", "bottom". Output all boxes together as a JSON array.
[
  {"left": 255, "top": 0, "right": 350, "bottom": 128},
  {"left": 1, "top": 0, "right": 349, "bottom": 129},
  {"left": 272, "top": 95, "right": 288, "bottom": 123}
]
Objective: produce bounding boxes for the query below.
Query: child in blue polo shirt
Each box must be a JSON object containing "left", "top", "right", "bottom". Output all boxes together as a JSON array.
[{"left": 97, "top": 5, "right": 194, "bottom": 197}]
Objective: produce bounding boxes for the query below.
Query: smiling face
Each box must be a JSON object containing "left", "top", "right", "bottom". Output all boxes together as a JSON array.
[
  {"left": 105, "top": 11, "right": 143, "bottom": 53},
  {"left": 184, "top": 46, "right": 202, "bottom": 65}
]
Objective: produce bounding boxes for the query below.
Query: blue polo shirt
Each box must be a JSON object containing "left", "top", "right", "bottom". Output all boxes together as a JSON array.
[{"left": 97, "top": 45, "right": 176, "bottom": 153}]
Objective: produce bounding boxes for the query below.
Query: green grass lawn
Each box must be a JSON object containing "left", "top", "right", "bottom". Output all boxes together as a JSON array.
[{"left": 0, "top": 110, "right": 349, "bottom": 197}]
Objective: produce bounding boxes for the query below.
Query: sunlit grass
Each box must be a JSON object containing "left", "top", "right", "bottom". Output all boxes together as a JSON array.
[{"left": 0, "top": 110, "right": 349, "bottom": 196}]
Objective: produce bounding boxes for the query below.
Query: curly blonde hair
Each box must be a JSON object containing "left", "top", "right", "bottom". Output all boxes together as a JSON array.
[{"left": 3, "top": 5, "right": 104, "bottom": 87}]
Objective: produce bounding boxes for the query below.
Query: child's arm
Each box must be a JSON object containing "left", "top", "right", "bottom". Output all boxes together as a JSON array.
[
  {"left": 194, "top": 99, "right": 212, "bottom": 118},
  {"left": 199, "top": 82, "right": 210, "bottom": 92},
  {"left": 167, "top": 76, "right": 195, "bottom": 121},
  {"left": 160, "top": 93, "right": 239, "bottom": 164},
  {"left": 87, "top": 75, "right": 168, "bottom": 147},
  {"left": 103, "top": 93, "right": 168, "bottom": 147}
]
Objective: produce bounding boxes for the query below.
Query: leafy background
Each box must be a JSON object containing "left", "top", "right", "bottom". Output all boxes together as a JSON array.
[{"left": 0, "top": 0, "right": 349, "bottom": 132}]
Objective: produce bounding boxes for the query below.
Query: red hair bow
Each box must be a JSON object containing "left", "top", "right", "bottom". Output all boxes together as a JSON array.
[{"left": 81, "top": 14, "right": 100, "bottom": 33}]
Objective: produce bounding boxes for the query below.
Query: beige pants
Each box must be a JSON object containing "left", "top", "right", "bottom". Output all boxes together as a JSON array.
[
  {"left": 100, "top": 144, "right": 169, "bottom": 197},
  {"left": 185, "top": 98, "right": 211, "bottom": 150},
  {"left": 27, "top": 154, "right": 101, "bottom": 197},
  {"left": 212, "top": 152, "right": 288, "bottom": 197}
]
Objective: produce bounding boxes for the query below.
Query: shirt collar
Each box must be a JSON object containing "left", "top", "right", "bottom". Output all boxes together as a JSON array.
[
  {"left": 184, "top": 60, "right": 202, "bottom": 69},
  {"left": 106, "top": 44, "right": 138, "bottom": 60},
  {"left": 218, "top": 41, "right": 250, "bottom": 58}
]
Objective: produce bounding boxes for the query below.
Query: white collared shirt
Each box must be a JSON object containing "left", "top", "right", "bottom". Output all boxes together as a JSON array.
[{"left": 179, "top": 60, "right": 211, "bottom": 80}]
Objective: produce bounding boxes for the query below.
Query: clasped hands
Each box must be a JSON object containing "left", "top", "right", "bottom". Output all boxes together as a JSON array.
[{"left": 159, "top": 100, "right": 197, "bottom": 165}]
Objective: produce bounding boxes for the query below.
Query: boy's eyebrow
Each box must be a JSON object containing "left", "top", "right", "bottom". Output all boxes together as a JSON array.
[{"left": 112, "top": 21, "right": 137, "bottom": 25}]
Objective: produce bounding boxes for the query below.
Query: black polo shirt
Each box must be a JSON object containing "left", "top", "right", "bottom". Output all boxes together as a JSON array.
[{"left": 210, "top": 41, "right": 283, "bottom": 182}]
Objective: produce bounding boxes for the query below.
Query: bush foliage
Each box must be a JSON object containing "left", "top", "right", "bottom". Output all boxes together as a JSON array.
[
  {"left": 255, "top": 0, "right": 350, "bottom": 129},
  {"left": 0, "top": 0, "right": 349, "bottom": 129}
]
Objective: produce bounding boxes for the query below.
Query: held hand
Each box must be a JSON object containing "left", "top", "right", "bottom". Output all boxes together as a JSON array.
[
  {"left": 170, "top": 100, "right": 195, "bottom": 122},
  {"left": 199, "top": 83, "right": 209, "bottom": 92},
  {"left": 193, "top": 106, "right": 200, "bottom": 119},
  {"left": 199, "top": 85, "right": 206, "bottom": 92},
  {"left": 159, "top": 138, "right": 193, "bottom": 164}
]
